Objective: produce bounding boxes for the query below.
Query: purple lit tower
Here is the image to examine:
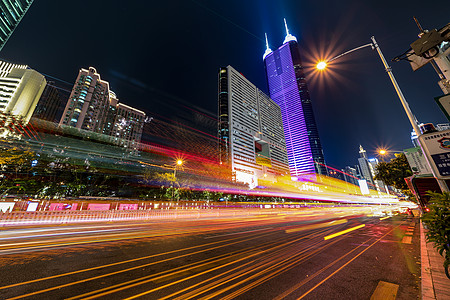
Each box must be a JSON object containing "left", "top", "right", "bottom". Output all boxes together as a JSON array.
[{"left": 263, "top": 20, "right": 326, "bottom": 177}]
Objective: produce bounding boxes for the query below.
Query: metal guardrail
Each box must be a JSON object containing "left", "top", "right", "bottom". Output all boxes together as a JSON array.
[{"left": 0, "top": 208, "right": 269, "bottom": 227}]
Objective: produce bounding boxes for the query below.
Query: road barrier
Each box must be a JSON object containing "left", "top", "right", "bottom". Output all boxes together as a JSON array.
[{"left": 0, "top": 208, "right": 271, "bottom": 227}]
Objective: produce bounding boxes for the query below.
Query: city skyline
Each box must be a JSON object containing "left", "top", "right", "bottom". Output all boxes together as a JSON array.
[{"left": 1, "top": 1, "right": 449, "bottom": 169}]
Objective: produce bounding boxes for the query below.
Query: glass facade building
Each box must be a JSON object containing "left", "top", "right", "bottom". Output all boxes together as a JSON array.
[
  {"left": 263, "top": 22, "right": 326, "bottom": 177},
  {"left": 0, "top": 0, "right": 34, "bottom": 51}
]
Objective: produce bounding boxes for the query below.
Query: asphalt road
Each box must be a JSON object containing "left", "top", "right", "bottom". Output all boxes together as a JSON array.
[{"left": 0, "top": 209, "right": 420, "bottom": 299}]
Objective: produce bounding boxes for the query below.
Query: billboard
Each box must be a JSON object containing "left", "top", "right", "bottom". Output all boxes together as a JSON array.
[
  {"left": 26, "top": 202, "right": 39, "bottom": 212},
  {"left": 0, "top": 202, "right": 15, "bottom": 212}
]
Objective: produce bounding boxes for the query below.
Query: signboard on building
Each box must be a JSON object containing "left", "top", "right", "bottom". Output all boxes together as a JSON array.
[
  {"left": 403, "top": 147, "right": 432, "bottom": 175},
  {"left": 418, "top": 129, "right": 450, "bottom": 179}
]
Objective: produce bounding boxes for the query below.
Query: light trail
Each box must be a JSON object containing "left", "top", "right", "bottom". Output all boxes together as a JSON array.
[
  {"left": 297, "top": 222, "right": 405, "bottom": 300},
  {"left": 323, "top": 224, "right": 366, "bottom": 240}
]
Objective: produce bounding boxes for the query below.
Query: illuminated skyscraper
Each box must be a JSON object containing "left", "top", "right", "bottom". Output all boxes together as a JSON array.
[
  {"left": 263, "top": 20, "right": 326, "bottom": 177},
  {"left": 218, "top": 65, "right": 289, "bottom": 187},
  {"left": 0, "top": 0, "right": 34, "bottom": 51},
  {"left": 0, "top": 60, "right": 46, "bottom": 137}
]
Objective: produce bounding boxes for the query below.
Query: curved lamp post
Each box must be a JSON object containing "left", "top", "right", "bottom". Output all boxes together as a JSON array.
[
  {"left": 172, "top": 159, "right": 183, "bottom": 201},
  {"left": 317, "top": 36, "right": 448, "bottom": 192}
]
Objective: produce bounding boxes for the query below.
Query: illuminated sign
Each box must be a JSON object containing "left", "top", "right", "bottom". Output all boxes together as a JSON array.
[{"left": 358, "top": 180, "right": 370, "bottom": 195}]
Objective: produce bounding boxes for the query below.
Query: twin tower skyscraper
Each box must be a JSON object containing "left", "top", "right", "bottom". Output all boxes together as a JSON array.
[
  {"left": 218, "top": 19, "right": 326, "bottom": 183},
  {"left": 263, "top": 19, "right": 326, "bottom": 177}
]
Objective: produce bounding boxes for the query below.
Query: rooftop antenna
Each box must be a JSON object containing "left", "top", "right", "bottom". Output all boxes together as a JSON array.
[
  {"left": 283, "top": 18, "right": 297, "bottom": 43},
  {"left": 263, "top": 32, "right": 273, "bottom": 60}
]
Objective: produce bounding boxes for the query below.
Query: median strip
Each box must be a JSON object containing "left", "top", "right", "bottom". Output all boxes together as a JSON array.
[{"left": 323, "top": 224, "right": 366, "bottom": 240}]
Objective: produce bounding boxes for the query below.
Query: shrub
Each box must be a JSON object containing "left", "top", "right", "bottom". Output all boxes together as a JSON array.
[{"left": 422, "top": 191, "right": 450, "bottom": 279}]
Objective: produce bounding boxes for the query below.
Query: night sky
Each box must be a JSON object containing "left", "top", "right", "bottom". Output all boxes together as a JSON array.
[{"left": 1, "top": 0, "right": 450, "bottom": 169}]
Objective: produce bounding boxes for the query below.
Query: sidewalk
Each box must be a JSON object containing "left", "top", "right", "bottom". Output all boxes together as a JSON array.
[{"left": 420, "top": 220, "right": 450, "bottom": 300}]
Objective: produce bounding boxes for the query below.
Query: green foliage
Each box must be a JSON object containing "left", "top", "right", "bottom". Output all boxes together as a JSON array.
[
  {"left": 422, "top": 191, "right": 450, "bottom": 278},
  {"left": 374, "top": 153, "right": 412, "bottom": 191},
  {"left": 0, "top": 146, "right": 35, "bottom": 176}
]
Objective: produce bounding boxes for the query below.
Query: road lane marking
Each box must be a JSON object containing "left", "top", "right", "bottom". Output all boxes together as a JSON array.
[
  {"left": 323, "top": 224, "right": 366, "bottom": 240},
  {"left": 297, "top": 222, "right": 404, "bottom": 300},
  {"left": 285, "top": 219, "right": 348, "bottom": 233},
  {"left": 370, "top": 281, "right": 399, "bottom": 300},
  {"left": 401, "top": 236, "right": 412, "bottom": 244},
  {"left": 379, "top": 216, "right": 390, "bottom": 220},
  {"left": 273, "top": 235, "right": 385, "bottom": 300}
]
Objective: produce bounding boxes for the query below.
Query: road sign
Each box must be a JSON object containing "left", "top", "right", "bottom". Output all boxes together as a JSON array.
[{"left": 418, "top": 129, "right": 450, "bottom": 179}]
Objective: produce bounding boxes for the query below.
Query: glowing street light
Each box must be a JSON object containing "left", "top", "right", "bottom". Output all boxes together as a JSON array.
[
  {"left": 172, "top": 159, "right": 184, "bottom": 202},
  {"left": 379, "top": 149, "right": 387, "bottom": 156},
  {"left": 316, "top": 61, "right": 327, "bottom": 70},
  {"left": 317, "top": 36, "right": 448, "bottom": 192}
]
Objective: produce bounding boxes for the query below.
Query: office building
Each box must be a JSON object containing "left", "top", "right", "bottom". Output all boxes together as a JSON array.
[
  {"left": 357, "top": 145, "right": 388, "bottom": 192},
  {"left": 263, "top": 20, "right": 326, "bottom": 177},
  {"left": 218, "top": 65, "right": 289, "bottom": 187},
  {"left": 342, "top": 166, "right": 360, "bottom": 186},
  {"left": 358, "top": 145, "right": 374, "bottom": 186},
  {"left": 0, "top": 0, "right": 34, "bottom": 51},
  {"left": 60, "top": 67, "right": 145, "bottom": 152},
  {"left": 0, "top": 60, "right": 46, "bottom": 137}
]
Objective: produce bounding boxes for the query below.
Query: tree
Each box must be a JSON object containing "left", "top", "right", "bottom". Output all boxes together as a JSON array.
[
  {"left": 0, "top": 146, "right": 35, "bottom": 177},
  {"left": 374, "top": 153, "right": 412, "bottom": 191}
]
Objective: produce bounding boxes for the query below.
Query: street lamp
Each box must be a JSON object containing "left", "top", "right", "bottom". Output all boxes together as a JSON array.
[
  {"left": 317, "top": 36, "right": 448, "bottom": 192},
  {"left": 172, "top": 159, "right": 183, "bottom": 202}
]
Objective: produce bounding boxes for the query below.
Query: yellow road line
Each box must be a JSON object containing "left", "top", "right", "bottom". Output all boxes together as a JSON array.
[
  {"left": 379, "top": 216, "right": 390, "bottom": 220},
  {"left": 285, "top": 219, "right": 347, "bottom": 234},
  {"left": 370, "top": 281, "right": 399, "bottom": 300},
  {"left": 323, "top": 224, "right": 366, "bottom": 240}
]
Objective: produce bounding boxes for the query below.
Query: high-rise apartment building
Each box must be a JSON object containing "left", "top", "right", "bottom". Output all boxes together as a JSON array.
[
  {"left": 60, "top": 67, "right": 110, "bottom": 132},
  {"left": 111, "top": 102, "right": 145, "bottom": 151},
  {"left": 60, "top": 67, "right": 145, "bottom": 153},
  {"left": 0, "top": 0, "right": 34, "bottom": 51},
  {"left": 0, "top": 60, "right": 46, "bottom": 137},
  {"left": 263, "top": 20, "right": 326, "bottom": 177},
  {"left": 218, "top": 65, "right": 289, "bottom": 187}
]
